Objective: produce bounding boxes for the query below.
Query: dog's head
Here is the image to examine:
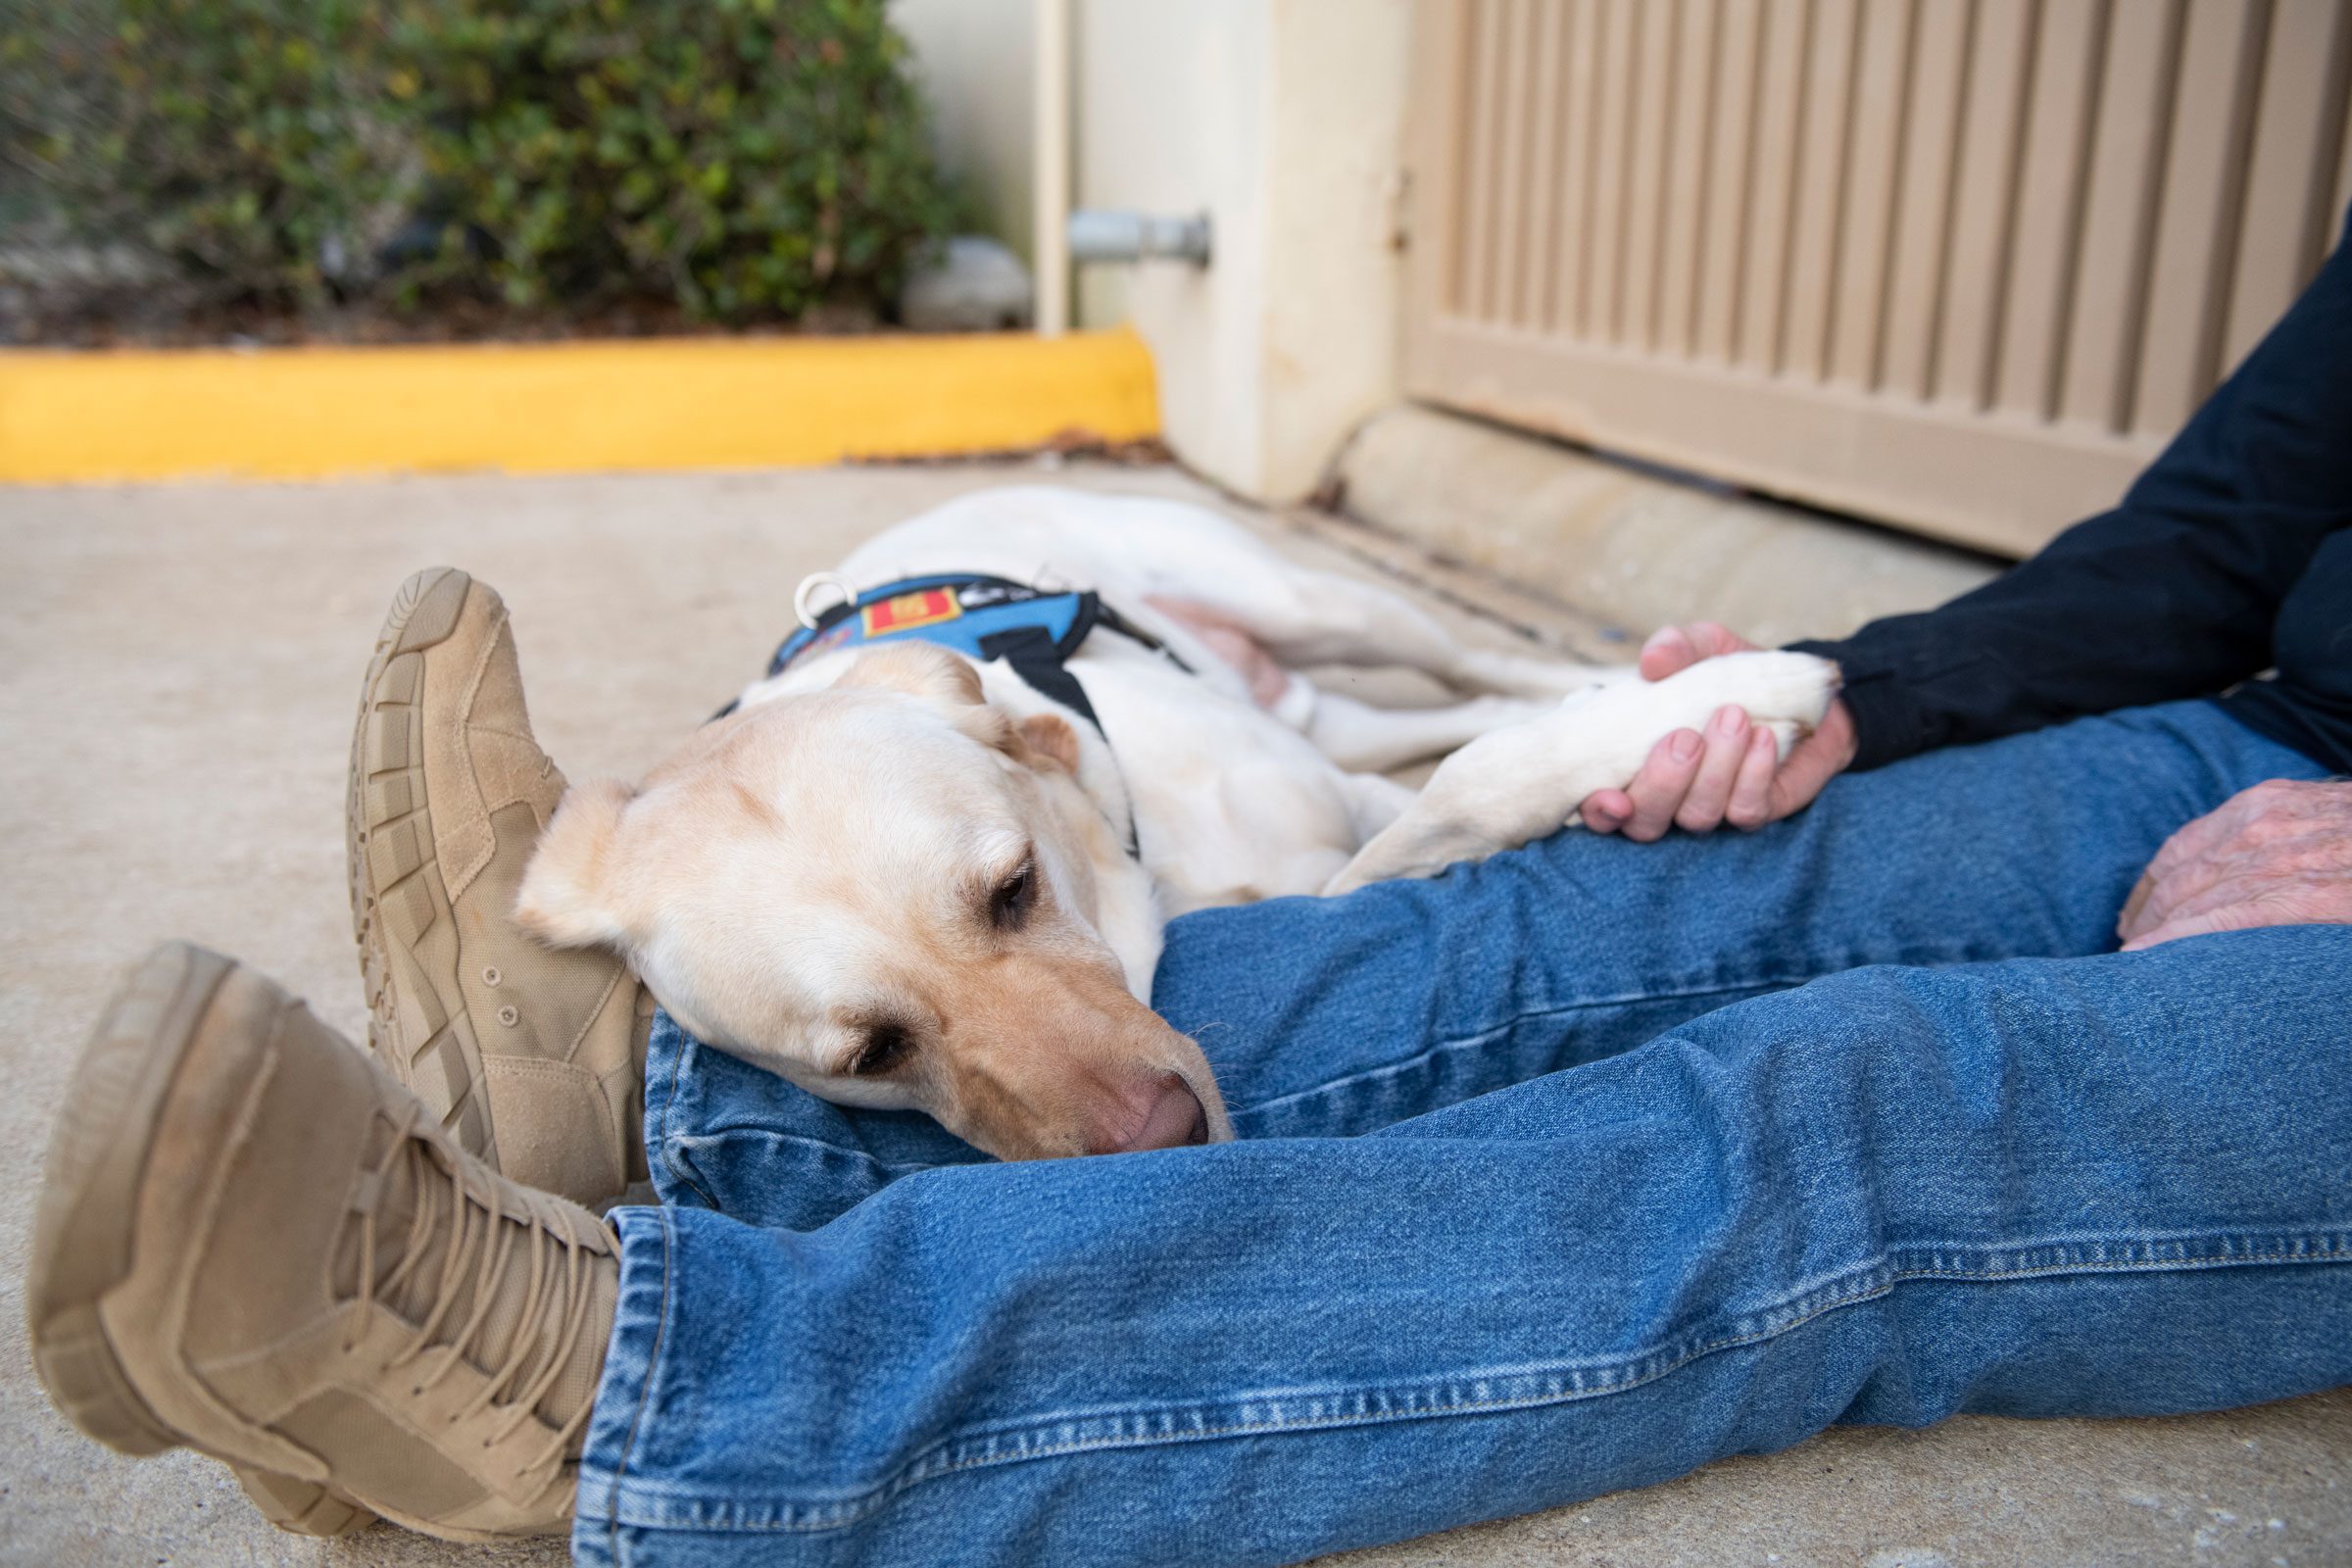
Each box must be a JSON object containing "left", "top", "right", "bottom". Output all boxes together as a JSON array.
[{"left": 515, "top": 642, "right": 1229, "bottom": 1160}]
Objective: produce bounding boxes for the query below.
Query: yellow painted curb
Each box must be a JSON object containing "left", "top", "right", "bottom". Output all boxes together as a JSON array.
[{"left": 0, "top": 328, "right": 1159, "bottom": 483}]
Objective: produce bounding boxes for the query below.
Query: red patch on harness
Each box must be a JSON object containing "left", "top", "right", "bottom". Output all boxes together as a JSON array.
[{"left": 862, "top": 588, "right": 961, "bottom": 637}]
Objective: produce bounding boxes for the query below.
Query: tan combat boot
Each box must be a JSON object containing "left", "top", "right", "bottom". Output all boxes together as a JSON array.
[
  {"left": 27, "top": 943, "right": 617, "bottom": 1542},
  {"left": 351, "top": 567, "right": 652, "bottom": 1207}
]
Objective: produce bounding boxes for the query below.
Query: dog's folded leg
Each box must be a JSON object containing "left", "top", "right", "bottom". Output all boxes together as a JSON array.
[
  {"left": 1324, "top": 651, "right": 1839, "bottom": 895},
  {"left": 1303, "top": 688, "right": 1561, "bottom": 773}
]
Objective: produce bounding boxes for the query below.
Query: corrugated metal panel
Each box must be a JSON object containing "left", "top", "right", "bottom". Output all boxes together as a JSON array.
[{"left": 1405, "top": 0, "right": 2352, "bottom": 556}]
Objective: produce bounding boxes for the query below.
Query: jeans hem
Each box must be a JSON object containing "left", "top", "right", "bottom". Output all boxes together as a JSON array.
[{"left": 576, "top": 1206, "right": 679, "bottom": 1562}]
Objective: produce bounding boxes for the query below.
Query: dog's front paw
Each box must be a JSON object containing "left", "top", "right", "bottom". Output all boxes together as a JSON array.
[{"left": 1657, "top": 650, "right": 1839, "bottom": 733}]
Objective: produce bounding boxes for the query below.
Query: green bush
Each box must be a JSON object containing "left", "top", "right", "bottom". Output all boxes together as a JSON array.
[
  {"left": 1, "top": 0, "right": 403, "bottom": 315},
  {"left": 392, "top": 0, "right": 959, "bottom": 320},
  {"left": 0, "top": 0, "right": 959, "bottom": 331}
]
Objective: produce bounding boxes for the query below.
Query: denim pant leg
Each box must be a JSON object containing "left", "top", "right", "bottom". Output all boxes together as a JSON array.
[
  {"left": 575, "top": 924, "right": 2352, "bottom": 1568},
  {"left": 646, "top": 699, "right": 2327, "bottom": 1232}
]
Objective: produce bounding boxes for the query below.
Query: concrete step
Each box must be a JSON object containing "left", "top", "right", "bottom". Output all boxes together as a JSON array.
[{"left": 1327, "top": 405, "right": 2005, "bottom": 648}]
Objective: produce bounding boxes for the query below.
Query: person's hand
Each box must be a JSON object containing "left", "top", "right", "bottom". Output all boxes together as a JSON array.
[
  {"left": 2117, "top": 778, "right": 2352, "bottom": 949},
  {"left": 1579, "top": 621, "right": 1857, "bottom": 840}
]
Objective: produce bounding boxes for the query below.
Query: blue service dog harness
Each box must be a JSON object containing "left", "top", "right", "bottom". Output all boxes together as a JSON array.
[{"left": 712, "top": 572, "right": 1189, "bottom": 734}]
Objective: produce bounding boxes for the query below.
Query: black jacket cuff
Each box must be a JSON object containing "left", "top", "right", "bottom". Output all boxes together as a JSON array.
[{"left": 1786, "top": 637, "right": 1932, "bottom": 772}]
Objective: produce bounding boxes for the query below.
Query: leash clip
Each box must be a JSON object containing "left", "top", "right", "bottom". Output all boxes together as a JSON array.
[{"left": 793, "top": 571, "right": 858, "bottom": 630}]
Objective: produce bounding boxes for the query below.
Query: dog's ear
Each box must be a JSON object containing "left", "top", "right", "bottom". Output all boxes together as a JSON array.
[
  {"left": 833, "top": 642, "right": 986, "bottom": 708},
  {"left": 1013, "top": 711, "right": 1081, "bottom": 773},
  {"left": 835, "top": 642, "right": 1058, "bottom": 759},
  {"left": 514, "top": 778, "right": 638, "bottom": 951}
]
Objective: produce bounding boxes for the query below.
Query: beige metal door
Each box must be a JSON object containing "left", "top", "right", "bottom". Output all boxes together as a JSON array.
[{"left": 1404, "top": 0, "right": 2352, "bottom": 556}]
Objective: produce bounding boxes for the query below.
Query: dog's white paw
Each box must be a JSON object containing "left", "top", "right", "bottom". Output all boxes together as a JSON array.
[
  {"left": 1323, "top": 650, "right": 1840, "bottom": 897},
  {"left": 1647, "top": 650, "right": 1839, "bottom": 733}
]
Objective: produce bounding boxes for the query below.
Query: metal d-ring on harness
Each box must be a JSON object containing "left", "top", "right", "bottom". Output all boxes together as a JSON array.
[{"left": 791, "top": 570, "right": 859, "bottom": 631}]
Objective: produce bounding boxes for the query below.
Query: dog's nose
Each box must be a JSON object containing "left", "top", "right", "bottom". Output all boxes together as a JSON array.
[{"left": 1111, "top": 1075, "right": 1209, "bottom": 1153}]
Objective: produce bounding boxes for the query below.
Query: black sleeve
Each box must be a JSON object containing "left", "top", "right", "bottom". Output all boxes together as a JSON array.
[{"left": 1791, "top": 204, "right": 2352, "bottom": 772}]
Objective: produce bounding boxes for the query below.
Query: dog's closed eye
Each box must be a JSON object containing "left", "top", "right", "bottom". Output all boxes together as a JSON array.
[
  {"left": 988, "top": 855, "right": 1037, "bottom": 931},
  {"left": 846, "top": 1021, "right": 916, "bottom": 1077}
]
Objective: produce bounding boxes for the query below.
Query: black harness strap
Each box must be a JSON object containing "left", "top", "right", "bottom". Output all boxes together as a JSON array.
[{"left": 980, "top": 624, "right": 1105, "bottom": 731}]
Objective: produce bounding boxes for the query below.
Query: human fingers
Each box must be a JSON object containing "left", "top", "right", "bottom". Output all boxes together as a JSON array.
[
  {"left": 1619, "top": 729, "right": 1704, "bottom": 841},
  {"left": 2116, "top": 868, "right": 2159, "bottom": 942},
  {"left": 1724, "top": 723, "right": 1782, "bottom": 829},
  {"left": 2120, "top": 898, "right": 2281, "bottom": 952},
  {"left": 2112, "top": 793, "right": 2262, "bottom": 938},
  {"left": 1673, "top": 707, "right": 1752, "bottom": 832},
  {"left": 1638, "top": 625, "right": 1698, "bottom": 682},
  {"left": 1684, "top": 622, "right": 1750, "bottom": 660},
  {"left": 1763, "top": 699, "right": 1858, "bottom": 820},
  {"left": 1636, "top": 621, "right": 1758, "bottom": 681},
  {"left": 2127, "top": 803, "right": 2267, "bottom": 934},
  {"left": 1580, "top": 787, "right": 1637, "bottom": 833}
]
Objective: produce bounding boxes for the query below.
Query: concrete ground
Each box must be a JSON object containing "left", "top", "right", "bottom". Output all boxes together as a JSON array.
[{"left": 2, "top": 460, "right": 2345, "bottom": 1567}]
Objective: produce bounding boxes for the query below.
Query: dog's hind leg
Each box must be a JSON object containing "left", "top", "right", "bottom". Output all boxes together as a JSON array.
[
  {"left": 1337, "top": 769, "right": 1416, "bottom": 842},
  {"left": 1300, "top": 687, "right": 1557, "bottom": 773},
  {"left": 1150, "top": 571, "right": 1617, "bottom": 702}
]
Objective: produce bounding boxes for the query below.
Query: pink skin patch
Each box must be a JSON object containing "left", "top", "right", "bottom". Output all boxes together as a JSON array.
[{"left": 1147, "top": 597, "right": 1293, "bottom": 709}]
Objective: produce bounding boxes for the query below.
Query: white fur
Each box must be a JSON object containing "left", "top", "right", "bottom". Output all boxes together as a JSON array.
[
  {"left": 743, "top": 485, "right": 1838, "bottom": 917},
  {"left": 522, "top": 485, "right": 1837, "bottom": 1159}
]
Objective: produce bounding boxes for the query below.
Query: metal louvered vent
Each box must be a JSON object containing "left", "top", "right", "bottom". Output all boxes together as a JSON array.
[{"left": 1405, "top": 0, "right": 2352, "bottom": 555}]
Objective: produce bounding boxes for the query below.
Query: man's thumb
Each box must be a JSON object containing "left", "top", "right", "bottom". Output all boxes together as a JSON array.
[{"left": 1639, "top": 625, "right": 1695, "bottom": 681}]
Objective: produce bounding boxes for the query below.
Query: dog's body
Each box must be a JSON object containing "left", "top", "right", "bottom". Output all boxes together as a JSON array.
[{"left": 517, "top": 486, "right": 1838, "bottom": 1160}]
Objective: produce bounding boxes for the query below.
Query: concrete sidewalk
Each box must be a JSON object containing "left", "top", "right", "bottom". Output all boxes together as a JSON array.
[{"left": 1, "top": 462, "right": 2344, "bottom": 1567}]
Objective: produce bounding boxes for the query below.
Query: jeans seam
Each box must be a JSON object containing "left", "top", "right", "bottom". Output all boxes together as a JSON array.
[
  {"left": 1227, "top": 972, "right": 1823, "bottom": 1121},
  {"left": 650, "top": 1030, "right": 722, "bottom": 1210},
  {"left": 665, "top": 1129, "right": 947, "bottom": 1177},
  {"left": 1229, "top": 936, "right": 2093, "bottom": 1124},
  {"left": 590, "top": 1227, "right": 2352, "bottom": 1534}
]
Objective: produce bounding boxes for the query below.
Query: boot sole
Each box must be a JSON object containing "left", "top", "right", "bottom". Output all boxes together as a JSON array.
[
  {"left": 26, "top": 944, "right": 377, "bottom": 1537},
  {"left": 346, "top": 567, "right": 499, "bottom": 1167}
]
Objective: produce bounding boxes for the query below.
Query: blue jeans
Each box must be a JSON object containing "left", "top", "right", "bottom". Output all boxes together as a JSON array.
[{"left": 570, "top": 700, "right": 2351, "bottom": 1567}]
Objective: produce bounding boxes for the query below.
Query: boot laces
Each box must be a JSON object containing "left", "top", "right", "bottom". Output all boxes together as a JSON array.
[{"left": 346, "top": 1102, "right": 607, "bottom": 1482}]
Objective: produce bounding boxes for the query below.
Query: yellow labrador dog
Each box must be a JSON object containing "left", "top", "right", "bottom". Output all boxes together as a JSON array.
[{"left": 515, "top": 486, "right": 1837, "bottom": 1161}]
